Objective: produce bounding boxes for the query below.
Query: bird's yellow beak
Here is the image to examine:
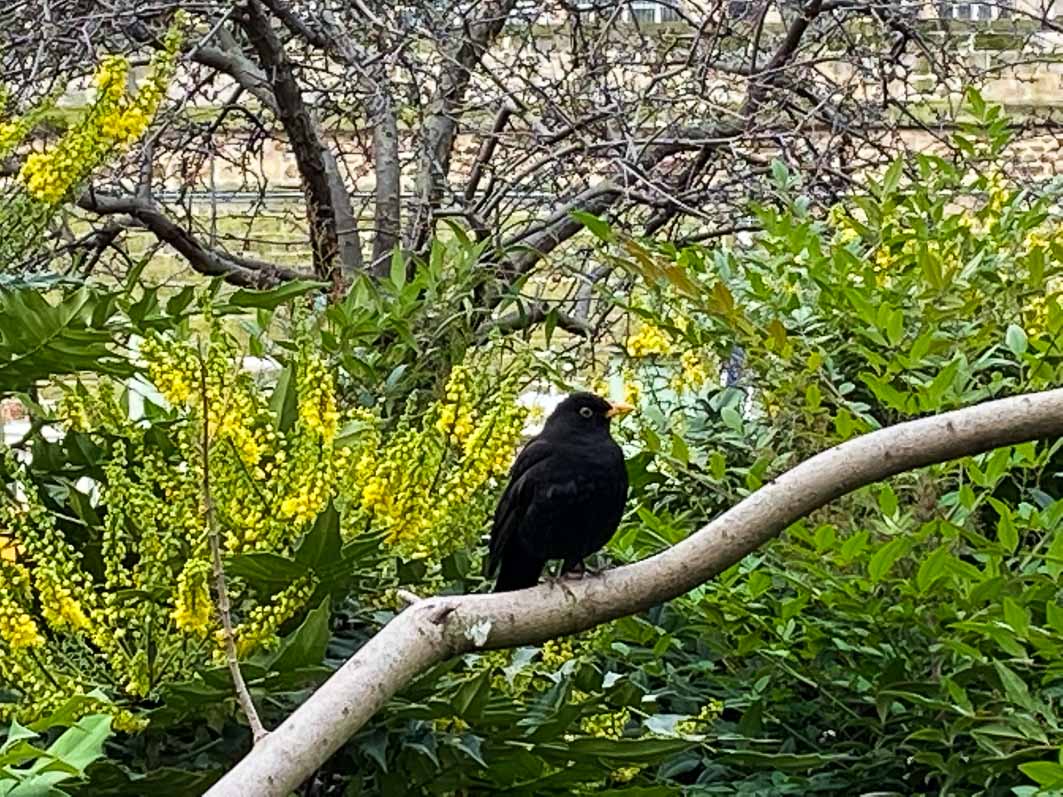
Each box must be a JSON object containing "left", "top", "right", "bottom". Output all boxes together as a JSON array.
[{"left": 606, "top": 401, "right": 635, "bottom": 418}]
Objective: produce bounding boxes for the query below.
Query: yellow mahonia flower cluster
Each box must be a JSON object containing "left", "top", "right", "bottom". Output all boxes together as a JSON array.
[
  {"left": 139, "top": 329, "right": 342, "bottom": 552},
  {"left": 0, "top": 563, "right": 43, "bottom": 650},
  {"left": 173, "top": 558, "right": 214, "bottom": 638},
  {"left": 0, "top": 449, "right": 131, "bottom": 720},
  {"left": 985, "top": 170, "right": 1010, "bottom": 216},
  {"left": 540, "top": 637, "right": 577, "bottom": 669},
  {"left": 18, "top": 19, "right": 183, "bottom": 205},
  {"left": 626, "top": 322, "right": 673, "bottom": 358},
  {"left": 432, "top": 715, "right": 470, "bottom": 734},
  {"left": 4, "top": 305, "right": 537, "bottom": 728},
  {"left": 142, "top": 336, "right": 198, "bottom": 406},
  {"left": 297, "top": 351, "right": 341, "bottom": 442},
  {"left": 580, "top": 706, "right": 631, "bottom": 739},
  {"left": 609, "top": 766, "right": 644, "bottom": 783},
  {"left": 622, "top": 374, "right": 641, "bottom": 406},
  {"left": 341, "top": 361, "right": 528, "bottom": 562},
  {"left": 435, "top": 363, "right": 475, "bottom": 441},
  {"left": 673, "top": 699, "right": 725, "bottom": 735},
  {"left": 1, "top": 326, "right": 347, "bottom": 724},
  {"left": 0, "top": 86, "right": 60, "bottom": 159},
  {"left": 670, "top": 349, "right": 716, "bottom": 393},
  {"left": 829, "top": 204, "right": 863, "bottom": 246}
]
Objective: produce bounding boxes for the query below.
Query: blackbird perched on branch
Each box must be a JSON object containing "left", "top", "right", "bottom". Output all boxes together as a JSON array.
[{"left": 485, "top": 392, "right": 633, "bottom": 592}]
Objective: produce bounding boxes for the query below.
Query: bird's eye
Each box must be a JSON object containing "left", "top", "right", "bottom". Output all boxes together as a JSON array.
[{"left": 579, "top": 406, "right": 593, "bottom": 418}]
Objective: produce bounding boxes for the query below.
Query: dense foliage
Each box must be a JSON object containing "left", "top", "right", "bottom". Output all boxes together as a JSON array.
[{"left": 2, "top": 74, "right": 1063, "bottom": 797}]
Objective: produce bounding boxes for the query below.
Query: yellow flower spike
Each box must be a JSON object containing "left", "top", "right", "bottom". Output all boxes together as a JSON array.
[
  {"left": 0, "top": 600, "right": 44, "bottom": 649},
  {"left": 626, "top": 322, "right": 673, "bottom": 358},
  {"left": 172, "top": 558, "right": 215, "bottom": 638},
  {"left": 17, "top": 30, "right": 181, "bottom": 207}
]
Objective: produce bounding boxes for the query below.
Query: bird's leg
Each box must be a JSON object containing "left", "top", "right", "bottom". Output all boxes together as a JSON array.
[
  {"left": 561, "top": 558, "right": 588, "bottom": 580},
  {"left": 541, "top": 560, "right": 566, "bottom": 587}
]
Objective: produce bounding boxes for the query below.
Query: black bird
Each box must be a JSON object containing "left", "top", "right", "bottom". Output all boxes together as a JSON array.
[{"left": 485, "top": 392, "right": 633, "bottom": 592}]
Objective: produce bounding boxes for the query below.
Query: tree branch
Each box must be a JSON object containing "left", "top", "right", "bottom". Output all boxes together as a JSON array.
[
  {"left": 492, "top": 0, "right": 827, "bottom": 287},
  {"left": 205, "top": 387, "right": 1063, "bottom": 797},
  {"left": 240, "top": 0, "right": 344, "bottom": 283},
  {"left": 197, "top": 348, "right": 268, "bottom": 744},
  {"left": 77, "top": 191, "right": 315, "bottom": 288},
  {"left": 475, "top": 301, "right": 592, "bottom": 340},
  {"left": 407, "top": 0, "right": 520, "bottom": 253}
]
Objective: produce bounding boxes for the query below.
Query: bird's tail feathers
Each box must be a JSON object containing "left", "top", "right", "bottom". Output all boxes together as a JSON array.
[{"left": 492, "top": 553, "right": 546, "bottom": 593}]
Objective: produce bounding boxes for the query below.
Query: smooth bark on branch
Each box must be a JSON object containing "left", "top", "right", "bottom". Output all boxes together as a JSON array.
[{"left": 206, "top": 387, "right": 1063, "bottom": 797}]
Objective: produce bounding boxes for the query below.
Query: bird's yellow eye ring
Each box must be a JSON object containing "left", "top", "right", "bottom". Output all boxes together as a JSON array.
[{"left": 579, "top": 406, "right": 593, "bottom": 418}]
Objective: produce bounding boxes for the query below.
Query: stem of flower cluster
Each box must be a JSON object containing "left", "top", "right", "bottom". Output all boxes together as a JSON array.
[{"left": 197, "top": 347, "right": 268, "bottom": 743}]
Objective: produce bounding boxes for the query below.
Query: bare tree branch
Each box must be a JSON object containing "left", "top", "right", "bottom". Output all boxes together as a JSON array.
[
  {"left": 240, "top": 0, "right": 343, "bottom": 282},
  {"left": 406, "top": 0, "right": 520, "bottom": 253},
  {"left": 77, "top": 191, "right": 315, "bottom": 288},
  {"left": 475, "top": 300, "right": 592, "bottom": 340}
]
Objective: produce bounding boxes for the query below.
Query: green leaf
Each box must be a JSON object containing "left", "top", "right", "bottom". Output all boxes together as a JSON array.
[
  {"left": 1019, "top": 761, "right": 1063, "bottom": 787},
  {"left": 916, "top": 545, "right": 950, "bottom": 593},
  {"left": 165, "top": 286, "right": 196, "bottom": 316},
  {"left": 720, "top": 406, "right": 743, "bottom": 433},
  {"left": 881, "top": 158, "right": 904, "bottom": 197},
  {"left": 994, "top": 661, "right": 1035, "bottom": 711},
  {"left": 450, "top": 671, "right": 492, "bottom": 720},
  {"left": 770, "top": 159, "right": 790, "bottom": 189},
  {"left": 716, "top": 749, "right": 851, "bottom": 769},
  {"left": 878, "top": 484, "right": 898, "bottom": 517},
  {"left": 885, "top": 308, "right": 905, "bottom": 347},
  {"left": 1005, "top": 324, "right": 1028, "bottom": 356},
  {"left": 269, "top": 364, "right": 297, "bottom": 433},
  {"left": 563, "top": 737, "right": 691, "bottom": 763},
  {"left": 996, "top": 504, "right": 1018, "bottom": 554},
  {"left": 669, "top": 434, "right": 690, "bottom": 466},
  {"left": 804, "top": 383, "right": 821, "bottom": 411},
  {"left": 709, "top": 451, "right": 726, "bottom": 481},
  {"left": 389, "top": 248, "right": 406, "bottom": 290},
  {"left": 295, "top": 501, "right": 341, "bottom": 569},
  {"left": 1002, "top": 596, "right": 1030, "bottom": 638},
  {"left": 924, "top": 357, "right": 962, "bottom": 408},
  {"left": 571, "top": 211, "right": 613, "bottom": 241},
  {"left": 226, "top": 552, "right": 308, "bottom": 594},
  {"left": 35, "top": 714, "right": 112, "bottom": 775},
  {"left": 868, "top": 538, "right": 907, "bottom": 583},
  {"left": 28, "top": 691, "right": 112, "bottom": 733},
  {"left": 0, "top": 286, "right": 132, "bottom": 389},
  {"left": 268, "top": 598, "right": 330, "bottom": 672},
  {"left": 226, "top": 279, "right": 326, "bottom": 310}
]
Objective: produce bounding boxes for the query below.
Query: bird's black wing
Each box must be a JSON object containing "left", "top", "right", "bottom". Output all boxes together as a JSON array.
[{"left": 485, "top": 437, "right": 555, "bottom": 576}]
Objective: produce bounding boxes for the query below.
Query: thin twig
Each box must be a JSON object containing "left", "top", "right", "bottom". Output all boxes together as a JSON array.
[{"left": 197, "top": 345, "right": 269, "bottom": 744}]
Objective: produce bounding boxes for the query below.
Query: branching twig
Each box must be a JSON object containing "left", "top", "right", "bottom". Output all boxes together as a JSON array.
[{"left": 197, "top": 346, "right": 268, "bottom": 744}]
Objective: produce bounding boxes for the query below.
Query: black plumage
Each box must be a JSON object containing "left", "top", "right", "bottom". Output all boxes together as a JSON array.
[{"left": 485, "top": 392, "right": 632, "bottom": 592}]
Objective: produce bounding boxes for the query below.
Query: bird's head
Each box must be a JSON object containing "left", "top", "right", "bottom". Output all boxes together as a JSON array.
[{"left": 543, "top": 392, "right": 634, "bottom": 435}]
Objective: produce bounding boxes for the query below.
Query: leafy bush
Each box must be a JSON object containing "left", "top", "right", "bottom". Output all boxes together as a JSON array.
[
  {"left": 5, "top": 82, "right": 1063, "bottom": 797},
  {"left": 578, "top": 115, "right": 1063, "bottom": 792},
  {"left": 0, "top": 303, "right": 527, "bottom": 737}
]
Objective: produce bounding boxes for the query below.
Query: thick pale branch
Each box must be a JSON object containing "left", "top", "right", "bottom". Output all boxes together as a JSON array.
[{"left": 206, "top": 388, "right": 1063, "bottom": 797}]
